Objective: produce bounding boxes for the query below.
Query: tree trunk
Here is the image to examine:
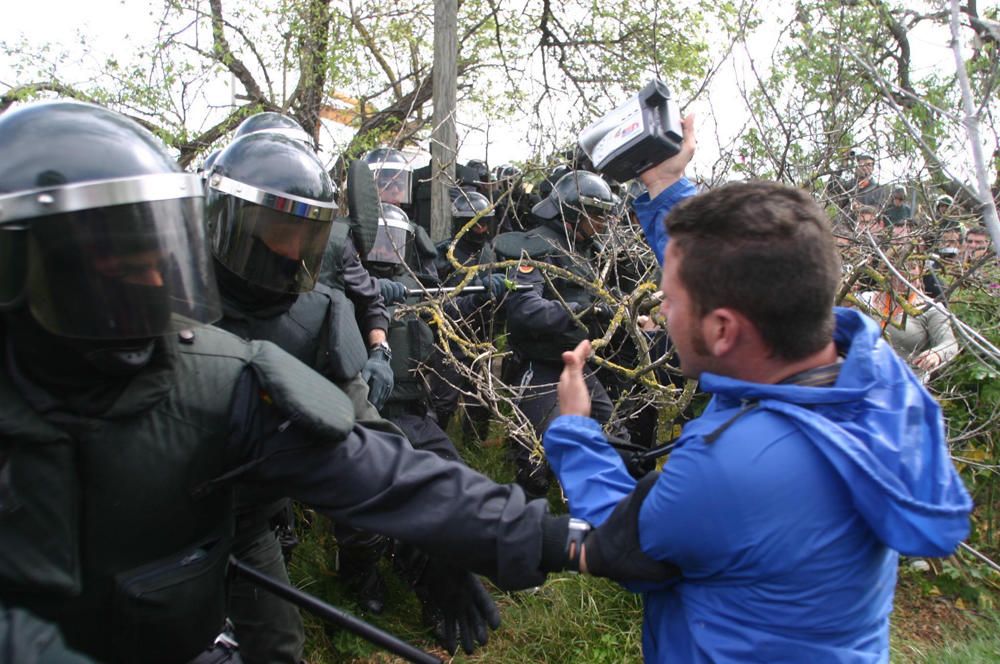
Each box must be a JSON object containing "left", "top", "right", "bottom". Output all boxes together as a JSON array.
[{"left": 430, "top": 0, "right": 458, "bottom": 243}]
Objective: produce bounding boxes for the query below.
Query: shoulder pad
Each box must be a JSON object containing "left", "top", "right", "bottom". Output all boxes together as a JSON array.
[
  {"left": 494, "top": 231, "right": 557, "bottom": 260},
  {"left": 249, "top": 340, "right": 355, "bottom": 441},
  {"left": 347, "top": 160, "right": 381, "bottom": 257},
  {"left": 413, "top": 226, "right": 438, "bottom": 259}
]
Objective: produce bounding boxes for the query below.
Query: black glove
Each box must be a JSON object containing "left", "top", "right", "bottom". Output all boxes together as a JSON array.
[
  {"left": 394, "top": 544, "right": 501, "bottom": 655},
  {"left": 377, "top": 278, "right": 408, "bottom": 305},
  {"left": 594, "top": 302, "right": 616, "bottom": 321},
  {"left": 484, "top": 274, "right": 509, "bottom": 300},
  {"left": 361, "top": 345, "right": 394, "bottom": 410}
]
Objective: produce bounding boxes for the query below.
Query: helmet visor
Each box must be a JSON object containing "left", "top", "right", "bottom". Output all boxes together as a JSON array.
[
  {"left": 373, "top": 167, "right": 412, "bottom": 206},
  {"left": 366, "top": 217, "right": 413, "bottom": 265},
  {"left": 25, "top": 198, "right": 221, "bottom": 339},
  {"left": 210, "top": 198, "right": 332, "bottom": 294}
]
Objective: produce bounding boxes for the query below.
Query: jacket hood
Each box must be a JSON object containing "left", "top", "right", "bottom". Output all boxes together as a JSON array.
[{"left": 700, "top": 307, "right": 972, "bottom": 557}]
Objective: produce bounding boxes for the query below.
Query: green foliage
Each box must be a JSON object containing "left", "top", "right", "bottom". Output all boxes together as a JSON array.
[
  {"left": 731, "top": 0, "right": 998, "bottom": 193},
  {"left": 933, "top": 284, "right": 1000, "bottom": 569}
]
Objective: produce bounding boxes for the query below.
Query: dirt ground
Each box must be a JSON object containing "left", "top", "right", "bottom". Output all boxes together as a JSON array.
[{"left": 891, "top": 575, "right": 980, "bottom": 650}]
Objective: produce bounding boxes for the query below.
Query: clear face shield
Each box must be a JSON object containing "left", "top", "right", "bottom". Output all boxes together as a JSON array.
[
  {"left": 0, "top": 173, "right": 222, "bottom": 339},
  {"left": 372, "top": 166, "right": 413, "bottom": 206},
  {"left": 207, "top": 173, "right": 336, "bottom": 294},
  {"left": 366, "top": 215, "right": 414, "bottom": 266},
  {"left": 566, "top": 195, "right": 617, "bottom": 240},
  {"left": 452, "top": 212, "right": 495, "bottom": 240},
  {"left": 451, "top": 191, "right": 496, "bottom": 242}
]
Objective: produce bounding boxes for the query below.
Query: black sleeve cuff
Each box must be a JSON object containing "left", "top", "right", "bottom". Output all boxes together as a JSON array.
[{"left": 539, "top": 514, "right": 570, "bottom": 573}]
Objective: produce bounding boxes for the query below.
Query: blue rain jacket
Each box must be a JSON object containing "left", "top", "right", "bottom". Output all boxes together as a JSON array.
[
  {"left": 631, "top": 177, "right": 697, "bottom": 265},
  {"left": 544, "top": 308, "right": 972, "bottom": 663}
]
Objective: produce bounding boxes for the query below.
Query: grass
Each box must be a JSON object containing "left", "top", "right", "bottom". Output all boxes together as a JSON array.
[
  {"left": 891, "top": 609, "right": 1000, "bottom": 663},
  {"left": 286, "top": 411, "right": 1000, "bottom": 663}
]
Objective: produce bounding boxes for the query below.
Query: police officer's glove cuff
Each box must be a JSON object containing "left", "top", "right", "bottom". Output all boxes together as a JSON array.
[{"left": 583, "top": 472, "right": 680, "bottom": 584}]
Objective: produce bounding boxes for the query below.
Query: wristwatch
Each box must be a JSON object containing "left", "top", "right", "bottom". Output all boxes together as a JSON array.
[
  {"left": 566, "top": 517, "right": 592, "bottom": 570},
  {"left": 369, "top": 340, "right": 393, "bottom": 360}
]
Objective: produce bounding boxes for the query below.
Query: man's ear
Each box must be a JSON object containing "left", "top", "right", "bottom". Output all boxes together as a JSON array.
[{"left": 703, "top": 308, "right": 741, "bottom": 357}]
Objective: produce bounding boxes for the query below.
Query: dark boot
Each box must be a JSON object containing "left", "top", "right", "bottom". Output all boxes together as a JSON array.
[
  {"left": 515, "top": 459, "right": 551, "bottom": 501},
  {"left": 461, "top": 411, "right": 491, "bottom": 445},
  {"left": 346, "top": 562, "right": 386, "bottom": 615},
  {"left": 337, "top": 534, "right": 389, "bottom": 615}
]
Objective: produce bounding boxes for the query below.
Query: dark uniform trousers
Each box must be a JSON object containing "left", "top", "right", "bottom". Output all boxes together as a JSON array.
[
  {"left": 507, "top": 357, "right": 620, "bottom": 499},
  {"left": 216, "top": 275, "right": 381, "bottom": 664}
]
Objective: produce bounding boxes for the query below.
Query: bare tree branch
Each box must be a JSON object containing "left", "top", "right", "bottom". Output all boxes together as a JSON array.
[{"left": 208, "top": 0, "right": 266, "bottom": 102}]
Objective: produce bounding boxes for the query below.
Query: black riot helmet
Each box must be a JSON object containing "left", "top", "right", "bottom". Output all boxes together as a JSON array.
[
  {"left": 233, "top": 111, "right": 313, "bottom": 147},
  {"left": 205, "top": 132, "right": 338, "bottom": 294},
  {"left": 362, "top": 147, "right": 413, "bottom": 206},
  {"left": 197, "top": 148, "right": 222, "bottom": 197},
  {"left": 198, "top": 149, "right": 222, "bottom": 180},
  {"left": 367, "top": 203, "right": 414, "bottom": 267},
  {"left": 490, "top": 163, "right": 522, "bottom": 197},
  {"left": 466, "top": 159, "right": 490, "bottom": 185},
  {"left": 537, "top": 164, "right": 572, "bottom": 200},
  {"left": 451, "top": 190, "right": 495, "bottom": 245},
  {"left": 532, "top": 170, "right": 616, "bottom": 230},
  {"left": 492, "top": 163, "right": 521, "bottom": 186},
  {"left": 0, "top": 100, "right": 220, "bottom": 339}
]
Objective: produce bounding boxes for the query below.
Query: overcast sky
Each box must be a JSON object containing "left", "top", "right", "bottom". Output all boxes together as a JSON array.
[{"left": 1, "top": 0, "right": 970, "bottom": 179}]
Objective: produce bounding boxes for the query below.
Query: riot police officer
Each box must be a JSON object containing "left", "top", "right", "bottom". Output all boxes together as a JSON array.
[
  {"left": 465, "top": 159, "right": 491, "bottom": 197},
  {"left": 491, "top": 163, "right": 537, "bottom": 233},
  {"left": 363, "top": 202, "right": 467, "bottom": 460},
  {"left": 372, "top": 200, "right": 504, "bottom": 446},
  {"left": 497, "top": 170, "right": 628, "bottom": 498},
  {"left": 362, "top": 147, "right": 414, "bottom": 209},
  {"left": 435, "top": 190, "right": 497, "bottom": 283},
  {"left": 0, "top": 100, "right": 634, "bottom": 663},
  {"left": 205, "top": 128, "right": 390, "bottom": 661},
  {"left": 430, "top": 190, "right": 502, "bottom": 439},
  {"left": 360, "top": 147, "right": 444, "bottom": 275}
]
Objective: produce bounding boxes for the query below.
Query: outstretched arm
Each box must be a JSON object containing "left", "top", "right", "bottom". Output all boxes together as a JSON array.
[{"left": 632, "top": 114, "right": 699, "bottom": 265}]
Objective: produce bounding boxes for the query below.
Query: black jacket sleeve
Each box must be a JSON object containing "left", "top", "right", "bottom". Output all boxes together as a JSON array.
[
  {"left": 341, "top": 239, "right": 390, "bottom": 336},
  {"left": 224, "top": 368, "right": 550, "bottom": 591},
  {"left": 505, "top": 265, "right": 578, "bottom": 336}
]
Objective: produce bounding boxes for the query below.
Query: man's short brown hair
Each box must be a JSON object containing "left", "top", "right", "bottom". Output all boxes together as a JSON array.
[{"left": 664, "top": 181, "right": 841, "bottom": 361}]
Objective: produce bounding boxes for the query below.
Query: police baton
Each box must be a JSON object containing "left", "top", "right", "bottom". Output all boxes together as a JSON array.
[
  {"left": 405, "top": 284, "right": 533, "bottom": 297},
  {"left": 228, "top": 556, "right": 441, "bottom": 664}
]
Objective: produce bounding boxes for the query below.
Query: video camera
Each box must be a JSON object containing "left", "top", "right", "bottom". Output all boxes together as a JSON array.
[{"left": 577, "top": 79, "right": 683, "bottom": 182}]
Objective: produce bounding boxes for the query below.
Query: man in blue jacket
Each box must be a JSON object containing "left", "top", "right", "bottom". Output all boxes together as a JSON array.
[{"left": 543, "top": 133, "right": 972, "bottom": 661}]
